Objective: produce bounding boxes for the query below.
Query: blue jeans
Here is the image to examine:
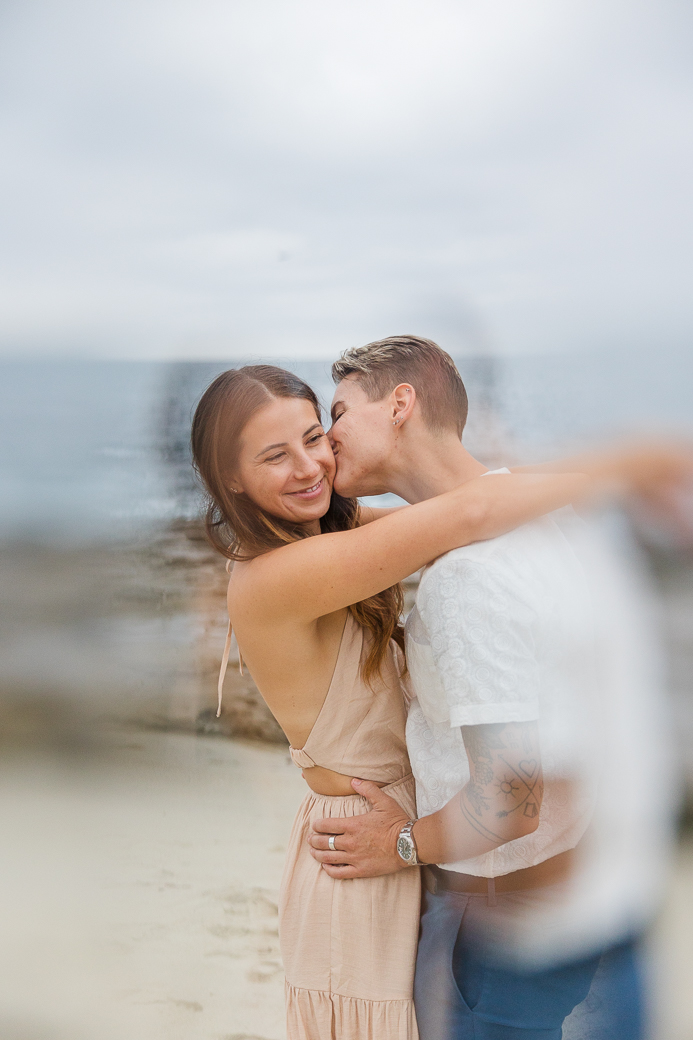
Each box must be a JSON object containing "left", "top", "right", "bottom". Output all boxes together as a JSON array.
[{"left": 414, "top": 887, "right": 644, "bottom": 1040}]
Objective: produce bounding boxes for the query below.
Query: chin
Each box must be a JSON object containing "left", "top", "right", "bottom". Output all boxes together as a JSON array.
[
  {"left": 333, "top": 476, "right": 357, "bottom": 498},
  {"left": 292, "top": 489, "right": 333, "bottom": 523},
  {"left": 334, "top": 470, "right": 373, "bottom": 499}
]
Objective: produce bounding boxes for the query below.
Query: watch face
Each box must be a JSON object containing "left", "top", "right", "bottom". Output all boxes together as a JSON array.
[{"left": 397, "top": 835, "right": 413, "bottom": 862}]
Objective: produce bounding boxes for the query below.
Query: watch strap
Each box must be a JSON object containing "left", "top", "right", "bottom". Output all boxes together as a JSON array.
[{"left": 396, "top": 819, "right": 419, "bottom": 866}]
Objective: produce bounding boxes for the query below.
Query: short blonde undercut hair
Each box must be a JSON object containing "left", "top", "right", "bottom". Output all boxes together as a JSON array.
[{"left": 331, "top": 335, "right": 468, "bottom": 438}]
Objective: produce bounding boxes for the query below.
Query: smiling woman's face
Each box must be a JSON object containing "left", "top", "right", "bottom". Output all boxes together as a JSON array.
[{"left": 233, "top": 396, "right": 336, "bottom": 528}]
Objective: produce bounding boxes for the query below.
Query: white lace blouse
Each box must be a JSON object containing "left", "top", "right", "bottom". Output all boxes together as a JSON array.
[
  {"left": 404, "top": 500, "right": 674, "bottom": 960},
  {"left": 404, "top": 509, "right": 599, "bottom": 879}
]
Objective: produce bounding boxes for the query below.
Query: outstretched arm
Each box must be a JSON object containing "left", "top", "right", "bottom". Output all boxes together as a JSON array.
[
  {"left": 237, "top": 471, "right": 589, "bottom": 624},
  {"left": 358, "top": 441, "right": 693, "bottom": 530},
  {"left": 309, "top": 720, "right": 543, "bottom": 878},
  {"left": 513, "top": 440, "right": 693, "bottom": 497}
]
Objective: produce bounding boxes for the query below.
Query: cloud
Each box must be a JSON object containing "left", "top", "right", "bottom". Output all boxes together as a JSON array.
[{"left": 1, "top": 0, "right": 692, "bottom": 357}]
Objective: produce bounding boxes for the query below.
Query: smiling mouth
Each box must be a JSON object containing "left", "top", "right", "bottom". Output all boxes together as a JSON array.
[{"left": 288, "top": 479, "right": 324, "bottom": 498}]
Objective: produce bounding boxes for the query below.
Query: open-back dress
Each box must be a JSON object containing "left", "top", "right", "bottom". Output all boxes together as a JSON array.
[{"left": 278, "top": 611, "right": 421, "bottom": 1039}]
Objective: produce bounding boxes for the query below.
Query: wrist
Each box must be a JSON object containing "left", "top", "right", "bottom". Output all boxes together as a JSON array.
[
  {"left": 410, "top": 813, "right": 449, "bottom": 866},
  {"left": 396, "top": 819, "right": 421, "bottom": 867},
  {"left": 410, "top": 819, "right": 431, "bottom": 865}
]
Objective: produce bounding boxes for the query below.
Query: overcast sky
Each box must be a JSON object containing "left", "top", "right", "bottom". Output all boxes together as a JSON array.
[{"left": 2, "top": 0, "right": 692, "bottom": 359}]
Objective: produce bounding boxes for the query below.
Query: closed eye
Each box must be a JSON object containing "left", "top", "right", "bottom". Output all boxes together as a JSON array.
[{"left": 306, "top": 432, "right": 325, "bottom": 444}]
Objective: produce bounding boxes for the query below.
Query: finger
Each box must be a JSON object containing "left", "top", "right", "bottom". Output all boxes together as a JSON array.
[
  {"left": 321, "top": 863, "right": 361, "bottom": 880},
  {"left": 351, "top": 778, "right": 393, "bottom": 806},
  {"left": 309, "top": 847, "right": 356, "bottom": 866},
  {"left": 308, "top": 833, "right": 351, "bottom": 852},
  {"left": 307, "top": 833, "right": 331, "bottom": 850},
  {"left": 311, "top": 817, "right": 349, "bottom": 836}
]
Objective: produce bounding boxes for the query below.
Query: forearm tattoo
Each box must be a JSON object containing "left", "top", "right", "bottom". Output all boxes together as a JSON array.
[{"left": 459, "top": 722, "right": 543, "bottom": 843}]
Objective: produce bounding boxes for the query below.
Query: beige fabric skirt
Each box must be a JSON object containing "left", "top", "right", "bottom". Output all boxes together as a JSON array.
[{"left": 279, "top": 774, "right": 421, "bottom": 1040}]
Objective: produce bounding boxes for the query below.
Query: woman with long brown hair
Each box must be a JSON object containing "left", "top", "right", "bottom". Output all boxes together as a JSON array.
[{"left": 190, "top": 363, "right": 598, "bottom": 1040}]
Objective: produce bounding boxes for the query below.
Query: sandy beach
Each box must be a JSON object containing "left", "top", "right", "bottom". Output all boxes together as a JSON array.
[
  {"left": 0, "top": 731, "right": 305, "bottom": 1040},
  {"left": 102, "top": 732, "right": 305, "bottom": 1040},
  {"left": 2, "top": 728, "right": 693, "bottom": 1040}
]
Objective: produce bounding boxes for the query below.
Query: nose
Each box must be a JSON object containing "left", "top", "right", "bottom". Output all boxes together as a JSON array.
[
  {"left": 293, "top": 448, "right": 322, "bottom": 482},
  {"left": 327, "top": 425, "right": 337, "bottom": 450}
]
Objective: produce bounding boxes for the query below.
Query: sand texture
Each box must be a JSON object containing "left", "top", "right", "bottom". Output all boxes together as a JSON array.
[{"left": 2, "top": 730, "right": 692, "bottom": 1039}]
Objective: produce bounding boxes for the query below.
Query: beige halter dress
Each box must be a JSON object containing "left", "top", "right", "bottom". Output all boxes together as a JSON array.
[{"left": 279, "top": 612, "right": 421, "bottom": 1040}]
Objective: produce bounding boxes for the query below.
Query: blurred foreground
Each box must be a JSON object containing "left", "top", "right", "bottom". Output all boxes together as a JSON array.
[{"left": 1, "top": 519, "right": 693, "bottom": 1037}]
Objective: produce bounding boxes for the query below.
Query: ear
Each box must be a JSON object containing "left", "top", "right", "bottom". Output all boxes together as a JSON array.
[{"left": 390, "top": 383, "right": 416, "bottom": 427}]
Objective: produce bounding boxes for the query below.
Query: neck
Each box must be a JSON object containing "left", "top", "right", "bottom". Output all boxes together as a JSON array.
[{"left": 384, "top": 432, "right": 487, "bottom": 504}]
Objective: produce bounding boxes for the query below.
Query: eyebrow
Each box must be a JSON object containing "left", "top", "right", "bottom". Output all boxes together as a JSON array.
[{"left": 255, "top": 423, "right": 323, "bottom": 458}]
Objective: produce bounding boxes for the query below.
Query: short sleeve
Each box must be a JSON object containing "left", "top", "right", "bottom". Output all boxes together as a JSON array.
[{"left": 417, "top": 550, "right": 541, "bottom": 728}]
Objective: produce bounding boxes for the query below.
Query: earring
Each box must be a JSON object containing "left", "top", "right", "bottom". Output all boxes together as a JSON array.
[{"left": 393, "top": 419, "right": 400, "bottom": 426}]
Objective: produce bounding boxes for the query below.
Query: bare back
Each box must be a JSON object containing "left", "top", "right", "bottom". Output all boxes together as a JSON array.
[
  {"left": 228, "top": 560, "right": 410, "bottom": 797},
  {"left": 228, "top": 560, "right": 354, "bottom": 792}
]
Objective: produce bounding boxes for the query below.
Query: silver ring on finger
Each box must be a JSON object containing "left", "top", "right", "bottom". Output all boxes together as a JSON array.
[{"left": 328, "top": 835, "right": 337, "bottom": 852}]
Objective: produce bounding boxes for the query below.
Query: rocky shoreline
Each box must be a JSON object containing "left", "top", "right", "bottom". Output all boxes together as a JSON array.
[{"left": 1, "top": 517, "right": 692, "bottom": 787}]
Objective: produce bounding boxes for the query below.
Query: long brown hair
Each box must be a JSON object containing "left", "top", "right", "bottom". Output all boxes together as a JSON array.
[{"left": 191, "top": 365, "right": 404, "bottom": 681}]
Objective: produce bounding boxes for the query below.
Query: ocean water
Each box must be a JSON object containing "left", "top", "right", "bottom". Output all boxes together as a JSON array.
[{"left": 0, "top": 347, "right": 691, "bottom": 543}]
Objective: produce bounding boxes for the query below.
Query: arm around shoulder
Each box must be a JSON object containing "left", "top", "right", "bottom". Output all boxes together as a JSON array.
[{"left": 241, "top": 470, "right": 589, "bottom": 626}]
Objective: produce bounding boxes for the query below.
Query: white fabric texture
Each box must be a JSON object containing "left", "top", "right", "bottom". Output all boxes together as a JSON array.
[
  {"left": 405, "top": 495, "right": 674, "bottom": 959},
  {"left": 406, "top": 509, "right": 598, "bottom": 879},
  {"left": 411, "top": 543, "right": 542, "bottom": 728}
]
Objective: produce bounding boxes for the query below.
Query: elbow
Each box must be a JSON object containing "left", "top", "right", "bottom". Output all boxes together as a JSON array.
[
  {"left": 507, "top": 798, "right": 543, "bottom": 841},
  {"left": 500, "top": 813, "right": 540, "bottom": 845},
  {"left": 517, "top": 812, "right": 541, "bottom": 838}
]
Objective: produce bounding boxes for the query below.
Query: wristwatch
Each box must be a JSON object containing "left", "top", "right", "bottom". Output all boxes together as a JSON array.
[{"left": 396, "top": 820, "right": 419, "bottom": 866}]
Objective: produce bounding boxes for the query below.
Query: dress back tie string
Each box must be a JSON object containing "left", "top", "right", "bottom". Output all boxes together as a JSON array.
[{"left": 216, "top": 559, "right": 245, "bottom": 718}]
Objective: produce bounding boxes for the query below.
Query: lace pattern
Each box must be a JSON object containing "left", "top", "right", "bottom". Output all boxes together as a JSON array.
[{"left": 404, "top": 515, "right": 599, "bottom": 877}]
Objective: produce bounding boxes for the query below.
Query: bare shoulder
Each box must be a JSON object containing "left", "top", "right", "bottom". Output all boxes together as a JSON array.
[
  {"left": 415, "top": 538, "right": 514, "bottom": 617},
  {"left": 227, "top": 553, "right": 319, "bottom": 652},
  {"left": 227, "top": 556, "right": 309, "bottom": 681},
  {"left": 226, "top": 551, "right": 284, "bottom": 619}
]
